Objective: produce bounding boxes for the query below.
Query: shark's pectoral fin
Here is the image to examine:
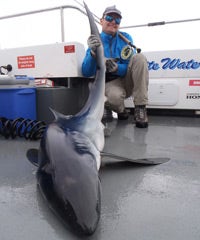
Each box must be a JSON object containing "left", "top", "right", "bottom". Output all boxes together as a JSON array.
[
  {"left": 101, "top": 151, "right": 170, "bottom": 165},
  {"left": 26, "top": 148, "right": 39, "bottom": 167}
]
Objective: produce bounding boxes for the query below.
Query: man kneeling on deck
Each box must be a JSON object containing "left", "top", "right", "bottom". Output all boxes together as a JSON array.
[{"left": 82, "top": 5, "right": 149, "bottom": 128}]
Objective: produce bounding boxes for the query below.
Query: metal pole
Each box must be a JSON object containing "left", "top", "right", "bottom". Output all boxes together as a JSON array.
[
  {"left": 60, "top": 7, "right": 65, "bottom": 42},
  {"left": 0, "top": 5, "right": 87, "bottom": 21},
  {"left": 120, "top": 17, "right": 200, "bottom": 29}
]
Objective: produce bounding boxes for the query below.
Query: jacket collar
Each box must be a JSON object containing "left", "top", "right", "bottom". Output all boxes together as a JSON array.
[{"left": 101, "top": 31, "right": 119, "bottom": 41}]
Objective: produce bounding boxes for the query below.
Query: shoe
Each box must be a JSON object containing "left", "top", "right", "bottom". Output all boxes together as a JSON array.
[
  {"left": 102, "top": 107, "right": 113, "bottom": 122},
  {"left": 134, "top": 105, "right": 148, "bottom": 128},
  {"left": 117, "top": 109, "right": 129, "bottom": 120}
]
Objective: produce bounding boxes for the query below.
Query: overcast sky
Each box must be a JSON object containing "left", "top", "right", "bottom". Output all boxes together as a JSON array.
[{"left": 0, "top": 0, "right": 200, "bottom": 52}]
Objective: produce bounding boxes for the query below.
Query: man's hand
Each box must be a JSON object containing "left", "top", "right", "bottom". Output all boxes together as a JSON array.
[
  {"left": 106, "top": 59, "right": 118, "bottom": 73},
  {"left": 87, "top": 34, "right": 101, "bottom": 57}
]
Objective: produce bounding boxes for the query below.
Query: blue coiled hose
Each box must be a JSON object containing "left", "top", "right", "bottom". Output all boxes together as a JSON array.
[{"left": 0, "top": 117, "right": 47, "bottom": 140}]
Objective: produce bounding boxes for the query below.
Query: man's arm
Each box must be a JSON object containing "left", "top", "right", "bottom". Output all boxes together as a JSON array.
[
  {"left": 82, "top": 34, "right": 102, "bottom": 77},
  {"left": 82, "top": 48, "right": 97, "bottom": 77}
]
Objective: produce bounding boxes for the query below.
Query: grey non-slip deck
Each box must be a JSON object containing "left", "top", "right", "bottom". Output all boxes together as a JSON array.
[{"left": 0, "top": 115, "right": 200, "bottom": 240}]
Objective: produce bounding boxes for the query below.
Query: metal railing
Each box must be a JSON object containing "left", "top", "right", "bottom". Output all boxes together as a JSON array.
[
  {"left": 0, "top": 5, "right": 88, "bottom": 43},
  {"left": 120, "top": 17, "right": 200, "bottom": 29},
  {"left": 1, "top": 4, "right": 199, "bottom": 39},
  {"left": 1, "top": 3, "right": 199, "bottom": 53}
]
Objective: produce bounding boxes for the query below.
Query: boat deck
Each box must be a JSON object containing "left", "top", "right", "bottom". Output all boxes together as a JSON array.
[{"left": 1, "top": 114, "right": 200, "bottom": 240}]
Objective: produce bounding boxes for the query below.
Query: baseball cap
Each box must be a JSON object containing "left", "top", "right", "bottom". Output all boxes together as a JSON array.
[{"left": 103, "top": 5, "right": 122, "bottom": 18}]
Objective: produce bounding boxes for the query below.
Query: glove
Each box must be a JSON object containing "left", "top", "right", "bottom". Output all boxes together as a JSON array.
[
  {"left": 106, "top": 59, "right": 118, "bottom": 73},
  {"left": 87, "top": 34, "right": 101, "bottom": 57}
]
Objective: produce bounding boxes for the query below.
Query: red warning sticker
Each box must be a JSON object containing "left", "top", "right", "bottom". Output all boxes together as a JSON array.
[
  {"left": 17, "top": 55, "right": 35, "bottom": 69},
  {"left": 64, "top": 45, "right": 75, "bottom": 53},
  {"left": 189, "top": 80, "right": 200, "bottom": 86}
]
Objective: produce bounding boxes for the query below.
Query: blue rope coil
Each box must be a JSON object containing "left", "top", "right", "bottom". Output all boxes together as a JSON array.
[{"left": 0, "top": 117, "right": 47, "bottom": 140}]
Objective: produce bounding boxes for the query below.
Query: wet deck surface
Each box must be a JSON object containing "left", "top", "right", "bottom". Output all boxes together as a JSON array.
[{"left": 1, "top": 115, "right": 200, "bottom": 240}]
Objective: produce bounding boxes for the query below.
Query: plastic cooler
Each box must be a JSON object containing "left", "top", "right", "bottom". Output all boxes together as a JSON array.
[{"left": 0, "top": 85, "right": 36, "bottom": 120}]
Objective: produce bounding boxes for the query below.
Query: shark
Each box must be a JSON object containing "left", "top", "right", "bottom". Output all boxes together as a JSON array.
[
  {"left": 27, "top": 2, "right": 105, "bottom": 236},
  {"left": 26, "top": 2, "right": 170, "bottom": 236}
]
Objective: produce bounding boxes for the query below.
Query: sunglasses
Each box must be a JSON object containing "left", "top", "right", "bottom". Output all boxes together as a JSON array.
[{"left": 104, "top": 15, "right": 121, "bottom": 25}]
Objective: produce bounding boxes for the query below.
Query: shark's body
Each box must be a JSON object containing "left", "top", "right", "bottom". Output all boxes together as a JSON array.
[{"left": 31, "top": 3, "right": 105, "bottom": 236}]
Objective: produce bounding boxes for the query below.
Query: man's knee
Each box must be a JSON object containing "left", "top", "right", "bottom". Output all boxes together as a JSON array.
[
  {"left": 106, "top": 89, "right": 124, "bottom": 103},
  {"left": 131, "top": 53, "right": 147, "bottom": 65}
]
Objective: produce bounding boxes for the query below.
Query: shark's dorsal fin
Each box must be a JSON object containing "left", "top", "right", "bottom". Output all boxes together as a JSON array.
[{"left": 49, "top": 107, "right": 72, "bottom": 121}]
